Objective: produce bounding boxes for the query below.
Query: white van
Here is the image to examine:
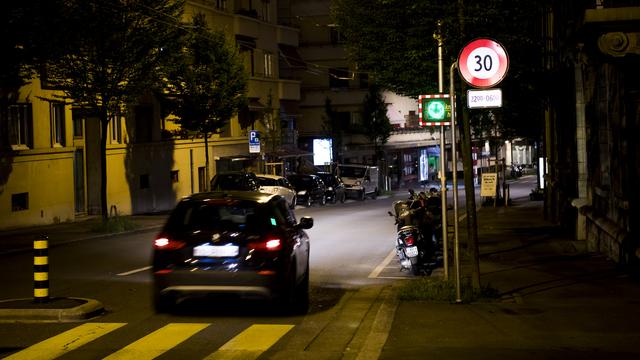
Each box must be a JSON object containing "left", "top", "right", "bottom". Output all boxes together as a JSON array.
[{"left": 338, "top": 164, "right": 379, "bottom": 200}]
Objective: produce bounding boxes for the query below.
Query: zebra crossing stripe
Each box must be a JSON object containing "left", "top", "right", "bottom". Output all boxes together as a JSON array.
[
  {"left": 103, "top": 323, "right": 209, "bottom": 360},
  {"left": 203, "top": 324, "right": 294, "bottom": 360},
  {"left": 3, "top": 323, "right": 125, "bottom": 360}
]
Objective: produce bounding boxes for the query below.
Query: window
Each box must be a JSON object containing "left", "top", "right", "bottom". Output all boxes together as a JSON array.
[
  {"left": 110, "top": 114, "right": 122, "bottom": 144},
  {"left": 170, "top": 170, "right": 179, "bottom": 184},
  {"left": 50, "top": 102, "right": 66, "bottom": 146},
  {"left": 12, "top": 192, "right": 29, "bottom": 211},
  {"left": 263, "top": 51, "right": 273, "bottom": 78},
  {"left": 329, "top": 68, "right": 350, "bottom": 89},
  {"left": 216, "top": 0, "right": 226, "bottom": 10},
  {"left": 4, "top": 103, "right": 33, "bottom": 149},
  {"left": 261, "top": 0, "right": 270, "bottom": 22},
  {"left": 236, "top": 35, "right": 256, "bottom": 77},
  {"left": 72, "top": 109, "right": 84, "bottom": 138}
]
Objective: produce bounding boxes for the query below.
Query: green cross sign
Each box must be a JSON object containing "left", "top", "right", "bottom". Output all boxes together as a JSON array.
[{"left": 426, "top": 100, "right": 446, "bottom": 120}]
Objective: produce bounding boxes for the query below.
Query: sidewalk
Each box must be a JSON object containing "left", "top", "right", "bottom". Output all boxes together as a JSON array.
[{"left": 379, "top": 185, "right": 640, "bottom": 359}]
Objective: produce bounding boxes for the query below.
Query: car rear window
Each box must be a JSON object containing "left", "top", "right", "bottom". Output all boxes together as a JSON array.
[{"left": 165, "top": 200, "right": 268, "bottom": 232}]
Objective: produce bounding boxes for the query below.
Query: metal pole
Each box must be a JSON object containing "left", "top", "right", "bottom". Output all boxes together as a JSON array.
[
  {"left": 450, "top": 62, "right": 462, "bottom": 303},
  {"left": 435, "top": 20, "right": 449, "bottom": 281}
]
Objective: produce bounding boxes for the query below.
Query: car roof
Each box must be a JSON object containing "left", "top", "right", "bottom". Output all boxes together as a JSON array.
[
  {"left": 182, "top": 191, "right": 279, "bottom": 204},
  {"left": 288, "top": 173, "right": 317, "bottom": 178}
]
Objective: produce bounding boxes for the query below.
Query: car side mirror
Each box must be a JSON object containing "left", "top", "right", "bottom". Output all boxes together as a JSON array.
[{"left": 298, "top": 216, "right": 313, "bottom": 229}]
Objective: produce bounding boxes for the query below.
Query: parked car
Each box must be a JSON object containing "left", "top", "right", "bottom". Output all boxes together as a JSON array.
[
  {"left": 152, "top": 191, "right": 313, "bottom": 314},
  {"left": 256, "top": 174, "right": 297, "bottom": 209},
  {"left": 287, "top": 174, "right": 326, "bottom": 207},
  {"left": 210, "top": 171, "right": 260, "bottom": 192},
  {"left": 316, "top": 172, "right": 346, "bottom": 204}
]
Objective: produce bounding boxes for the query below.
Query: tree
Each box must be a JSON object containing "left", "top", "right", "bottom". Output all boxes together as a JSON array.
[
  {"left": 43, "top": 0, "right": 185, "bottom": 220},
  {"left": 360, "top": 86, "right": 392, "bottom": 164},
  {"left": 163, "top": 13, "right": 248, "bottom": 189}
]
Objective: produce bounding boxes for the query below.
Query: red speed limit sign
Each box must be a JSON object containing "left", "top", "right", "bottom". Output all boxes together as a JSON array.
[{"left": 458, "top": 38, "right": 508, "bottom": 88}]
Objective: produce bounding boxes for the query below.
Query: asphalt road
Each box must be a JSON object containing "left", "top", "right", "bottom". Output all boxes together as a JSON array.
[{"left": 0, "top": 193, "right": 402, "bottom": 359}]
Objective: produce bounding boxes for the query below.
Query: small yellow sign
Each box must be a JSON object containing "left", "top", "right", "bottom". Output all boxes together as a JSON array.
[{"left": 481, "top": 173, "right": 498, "bottom": 197}]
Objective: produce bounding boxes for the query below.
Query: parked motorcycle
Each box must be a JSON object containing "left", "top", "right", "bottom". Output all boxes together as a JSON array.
[{"left": 388, "top": 198, "right": 438, "bottom": 275}]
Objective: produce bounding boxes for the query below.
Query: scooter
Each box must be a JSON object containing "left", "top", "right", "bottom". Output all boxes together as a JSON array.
[{"left": 388, "top": 199, "right": 437, "bottom": 275}]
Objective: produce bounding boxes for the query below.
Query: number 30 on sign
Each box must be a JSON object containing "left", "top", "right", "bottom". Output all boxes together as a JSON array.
[{"left": 458, "top": 38, "right": 508, "bottom": 88}]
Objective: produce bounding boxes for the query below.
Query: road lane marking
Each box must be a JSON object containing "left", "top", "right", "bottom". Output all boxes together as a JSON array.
[
  {"left": 204, "top": 324, "right": 294, "bottom": 360},
  {"left": 117, "top": 266, "right": 152, "bottom": 276},
  {"left": 368, "top": 250, "right": 397, "bottom": 278},
  {"left": 4, "top": 323, "right": 125, "bottom": 360},
  {"left": 103, "top": 323, "right": 209, "bottom": 360}
]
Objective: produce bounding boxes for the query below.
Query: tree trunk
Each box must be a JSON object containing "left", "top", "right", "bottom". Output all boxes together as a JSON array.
[{"left": 204, "top": 131, "right": 210, "bottom": 191}]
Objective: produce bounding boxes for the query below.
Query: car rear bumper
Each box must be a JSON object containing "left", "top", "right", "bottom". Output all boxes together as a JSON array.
[{"left": 154, "top": 269, "right": 283, "bottom": 300}]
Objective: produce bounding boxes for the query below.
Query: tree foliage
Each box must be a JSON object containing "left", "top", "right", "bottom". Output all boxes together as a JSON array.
[
  {"left": 165, "top": 13, "right": 247, "bottom": 137},
  {"left": 360, "top": 85, "right": 393, "bottom": 158},
  {"left": 331, "top": 0, "right": 547, "bottom": 140},
  {"left": 43, "top": 0, "right": 185, "bottom": 219}
]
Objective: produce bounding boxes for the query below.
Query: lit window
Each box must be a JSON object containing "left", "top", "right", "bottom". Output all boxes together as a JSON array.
[
  {"left": 50, "top": 102, "right": 66, "bottom": 146},
  {"left": 263, "top": 52, "right": 273, "bottom": 78}
]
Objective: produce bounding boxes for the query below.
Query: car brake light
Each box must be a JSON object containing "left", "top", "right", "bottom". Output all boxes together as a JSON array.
[
  {"left": 249, "top": 237, "right": 282, "bottom": 251},
  {"left": 154, "top": 237, "right": 186, "bottom": 250},
  {"left": 405, "top": 235, "right": 415, "bottom": 246}
]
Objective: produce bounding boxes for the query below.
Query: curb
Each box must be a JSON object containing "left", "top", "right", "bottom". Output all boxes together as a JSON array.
[{"left": 0, "top": 297, "right": 105, "bottom": 322}]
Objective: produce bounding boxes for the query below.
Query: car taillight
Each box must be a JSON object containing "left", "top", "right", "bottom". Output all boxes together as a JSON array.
[
  {"left": 154, "top": 237, "right": 186, "bottom": 250},
  {"left": 404, "top": 235, "right": 415, "bottom": 246},
  {"left": 249, "top": 237, "right": 282, "bottom": 251}
]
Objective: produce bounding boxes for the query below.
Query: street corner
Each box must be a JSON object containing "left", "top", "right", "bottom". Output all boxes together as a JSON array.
[{"left": 0, "top": 297, "right": 105, "bottom": 322}]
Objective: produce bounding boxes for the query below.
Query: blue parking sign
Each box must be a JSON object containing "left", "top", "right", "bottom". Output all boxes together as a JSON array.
[{"left": 249, "top": 130, "right": 260, "bottom": 153}]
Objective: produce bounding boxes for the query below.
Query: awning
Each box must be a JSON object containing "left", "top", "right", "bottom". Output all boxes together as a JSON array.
[
  {"left": 248, "top": 98, "right": 265, "bottom": 111},
  {"left": 236, "top": 35, "right": 256, "bottom": 49},
  {"left": 278, "top": 44, "right": 306, "bottom": 68},
  {"left": 266, "top": 145, "right": 313, "bottom": 159}
]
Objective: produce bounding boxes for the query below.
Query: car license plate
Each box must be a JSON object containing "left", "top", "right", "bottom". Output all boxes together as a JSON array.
[
  {"left": 193, "top": 244, "right": 239, "bottom": 257},
  {"left": 405, "top": 246, "right": 418, "bottom": 257}
]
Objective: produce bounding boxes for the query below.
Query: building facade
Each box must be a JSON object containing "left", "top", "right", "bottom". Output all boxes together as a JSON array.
[{"left": 0, "top": 0, "right": 303, "bottom": 230}]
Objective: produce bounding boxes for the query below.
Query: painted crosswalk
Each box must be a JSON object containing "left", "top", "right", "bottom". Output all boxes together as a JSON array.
[{"left": 2, "top": 322, "right": 293, "bottom": 360}]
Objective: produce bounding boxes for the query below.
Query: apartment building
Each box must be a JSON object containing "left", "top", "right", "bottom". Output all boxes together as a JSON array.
[{"left": 0, "top": 0, "right": 303, "bottom": 229}]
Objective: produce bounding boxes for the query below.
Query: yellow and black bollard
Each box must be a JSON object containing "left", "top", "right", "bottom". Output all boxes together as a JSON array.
[{"left": 33, "top": 235, "right": 49, "bottom": 303}]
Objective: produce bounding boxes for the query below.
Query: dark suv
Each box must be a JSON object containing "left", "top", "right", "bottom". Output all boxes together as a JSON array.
[
  {"left": 210, "top": 171, "right": 260, "bottom": 192},
  {"left": 152, "top": 191, "right": 313, "bottom": 314},
  {"left": 287, "top": 174, "right": 326, "bottom": 207},
  {"left": 316, "top": 172, "right": 346, "bottom": 204}
]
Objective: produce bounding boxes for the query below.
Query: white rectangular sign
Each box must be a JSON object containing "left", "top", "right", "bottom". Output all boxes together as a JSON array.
[{"left": 467, "top": 89, "right": 502, "bottom": 109}]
